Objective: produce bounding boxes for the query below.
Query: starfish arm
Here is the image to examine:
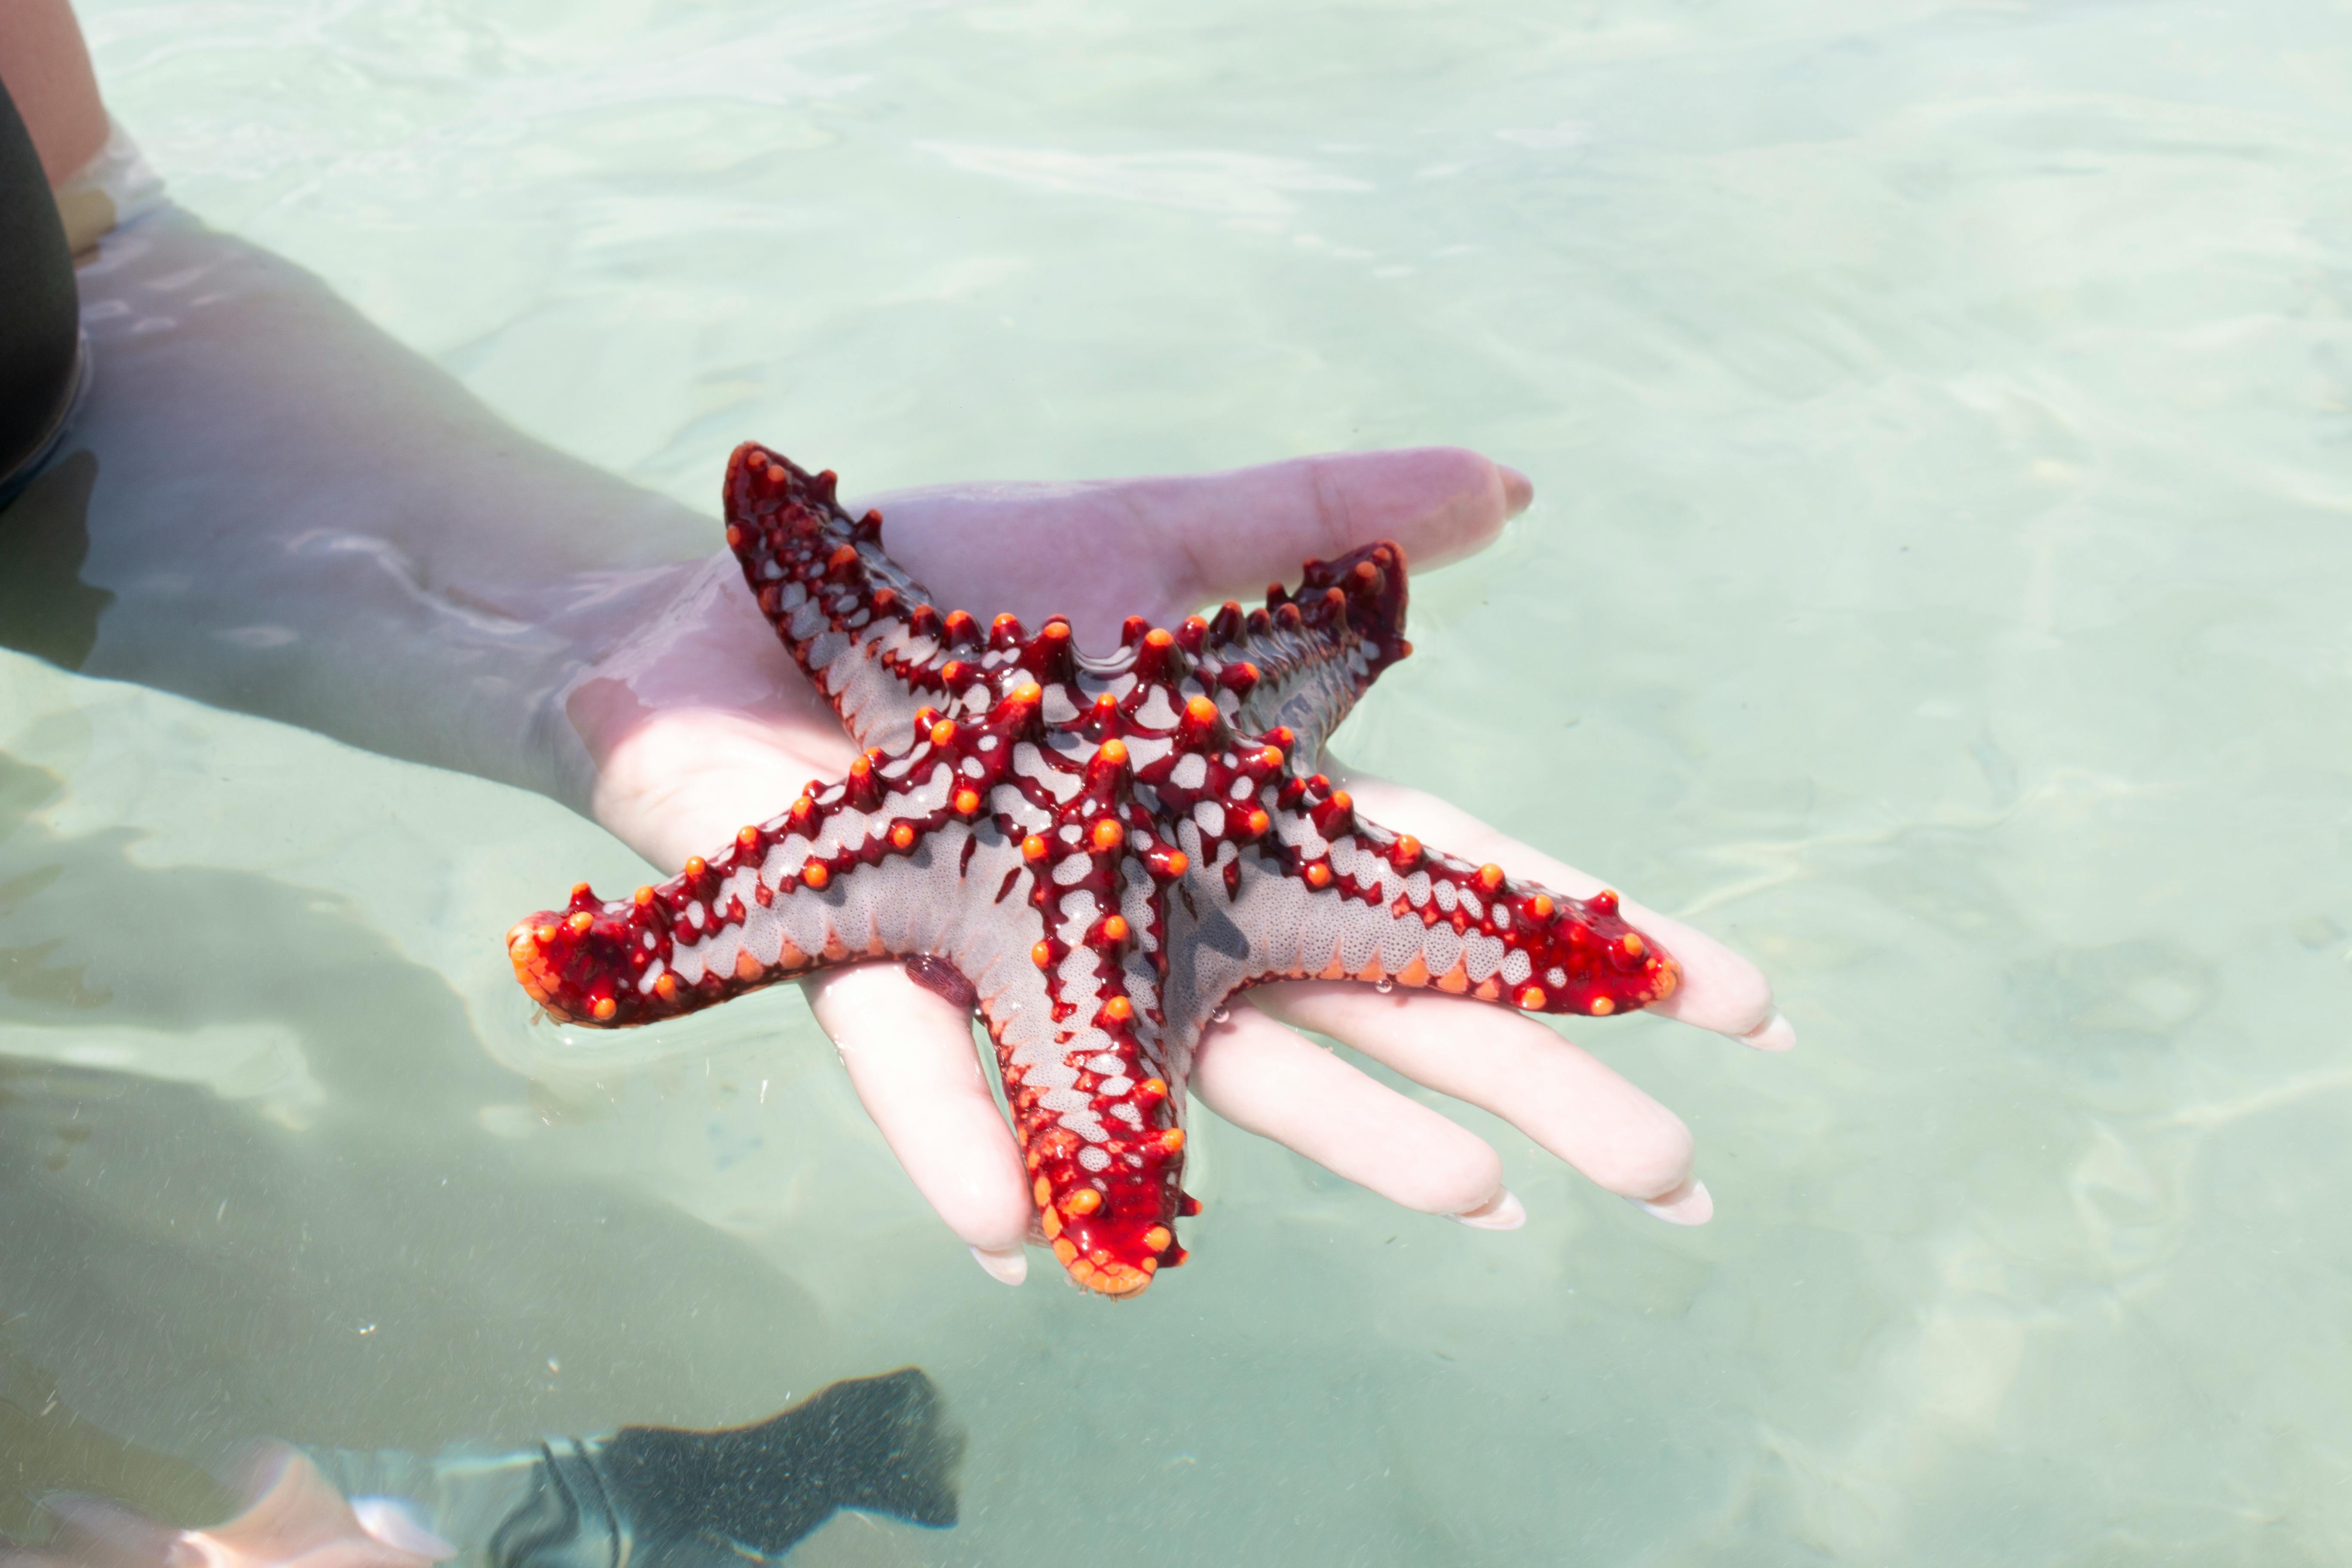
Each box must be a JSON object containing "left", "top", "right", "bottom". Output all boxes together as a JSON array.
[
  {"left": 508, "top": 684, "right": 1054, "bottom": 1026},
  {"left": 1223, "top": 778, "right": 1681, "bottom": 1013},
  {"left": 963, "top": 720, "right": 1246, "bottom": 1298},
  {"left": 1170, "top": 542, "right": 1411, "bottom": 764},
  {"left": 975, "top": 889, "right": 1191, "bottom": 1299},
  {"left": 723, "top": 442, "right": 985, "bottom": 752}
]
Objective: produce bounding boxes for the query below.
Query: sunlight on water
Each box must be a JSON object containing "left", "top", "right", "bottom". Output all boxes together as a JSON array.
[{"left": 6, "top": 0, "right": 2351, "bottom": 1562}]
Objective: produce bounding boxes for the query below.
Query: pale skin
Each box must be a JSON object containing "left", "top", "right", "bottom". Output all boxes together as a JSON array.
[
  {"left": 0, "top": 1448, "right": 452, "bottom": 1568},
  {"left": 5, "top": 0, "right": 1790, "bottom": 1289}
]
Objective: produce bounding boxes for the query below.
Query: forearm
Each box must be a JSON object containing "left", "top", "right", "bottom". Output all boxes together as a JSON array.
[{"left": 46, "top": 205, "right": 710, "bottom": 812}]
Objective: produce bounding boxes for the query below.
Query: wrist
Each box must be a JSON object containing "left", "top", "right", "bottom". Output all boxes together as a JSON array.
[{"left": 557, "top": 551, "right": 849, "bottom": 870}]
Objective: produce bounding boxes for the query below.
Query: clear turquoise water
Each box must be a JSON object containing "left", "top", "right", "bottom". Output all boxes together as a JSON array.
[{"left": 8, "top": 0, "right": 2352, "bottom": 1561}]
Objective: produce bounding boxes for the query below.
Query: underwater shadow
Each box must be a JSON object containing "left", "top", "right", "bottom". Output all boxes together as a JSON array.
[{"left": 0, "top": 751, "right": 847, "bottom": 1470}]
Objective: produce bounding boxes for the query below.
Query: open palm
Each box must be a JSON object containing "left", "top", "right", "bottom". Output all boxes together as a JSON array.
[{"left": 563, "top": 447, "right": 1788, "bottom": 1283}]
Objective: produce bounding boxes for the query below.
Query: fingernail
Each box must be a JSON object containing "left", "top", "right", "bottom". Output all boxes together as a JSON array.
[
  {"left": 1449, "top": 1188, "right": 1526, "bottom": 1231},
  {"left": 969, "top": 1244, "right": 1027, "bottom": 1285},
  {"left": 1498, "top": 464, "right": 1534, "bottom": 517},
  {"left": 1738, "top": 1010, "right": 1796, "bottom": 1053},
  {"left": 1629, "top": 1178, "right": 1712, "bottom": 1225}
]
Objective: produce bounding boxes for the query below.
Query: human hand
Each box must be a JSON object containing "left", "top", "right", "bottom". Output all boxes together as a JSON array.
[
  {"left": 0, "top": 1448, "right": 452, "bottom": 1568},
  {"left": 563, "top": 449, "right": 1788, "bottom": 1283}
]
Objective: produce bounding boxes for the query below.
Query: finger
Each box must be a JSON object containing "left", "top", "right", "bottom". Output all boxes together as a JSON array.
[
  {"left": 1188, "top": 999, "right": 1515, "bottom": 1221},
  {"left": 805, "top": 963, "right": 1035, "bottom": 1282},
  {"left": 1164, "top": 446, "right": 1534, "bottom": 606},
  {"left": 1252, "top": 981, "right": 1711, "bottom": 1223},
  {"left": 856, "top": 447, "right": 1532, "bottom": 648},
  {"left": 1325, "top": 763, "right": 1789, "bottom": 1049}
]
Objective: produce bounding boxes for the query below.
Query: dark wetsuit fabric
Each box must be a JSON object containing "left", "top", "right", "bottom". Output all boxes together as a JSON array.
[{"left": 0, "top": 75, "right": 80, "bottom": 491}]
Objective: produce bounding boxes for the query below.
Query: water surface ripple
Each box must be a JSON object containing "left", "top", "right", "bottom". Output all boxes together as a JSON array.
[{"left": 7, "top": 0, "right": 2349, "bottom": 1562}]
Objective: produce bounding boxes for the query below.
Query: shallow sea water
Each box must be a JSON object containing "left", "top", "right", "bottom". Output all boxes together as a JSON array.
[{"left": 8, "top": 0, "right": 2352, "bottom": 1562}]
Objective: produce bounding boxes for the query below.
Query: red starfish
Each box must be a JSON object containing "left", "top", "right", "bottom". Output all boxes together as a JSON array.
[{"left": 510, "top": 443, "right": 1679, "bottom": 1295}]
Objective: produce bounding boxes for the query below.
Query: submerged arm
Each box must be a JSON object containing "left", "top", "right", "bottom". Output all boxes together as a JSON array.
[{"left": 32, "top": 211, "right": 707, "bottom": 809}]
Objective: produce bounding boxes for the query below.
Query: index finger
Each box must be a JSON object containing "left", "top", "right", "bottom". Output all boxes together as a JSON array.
[
  {"left": 1168, "top": 447, "right": 1534, "bottom": 606},
  {"left": 1322, "top": 763, "right": 1792, "bottom": 1049}
]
